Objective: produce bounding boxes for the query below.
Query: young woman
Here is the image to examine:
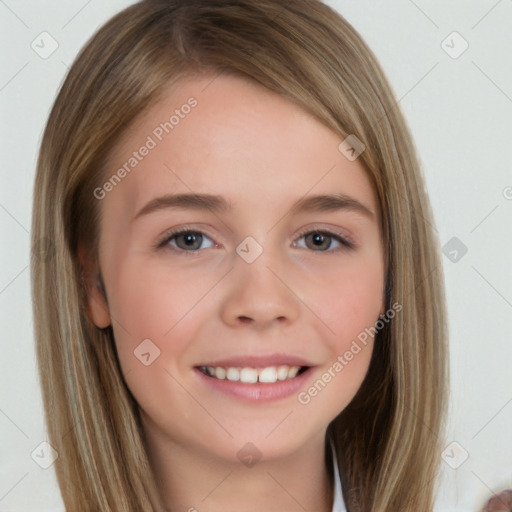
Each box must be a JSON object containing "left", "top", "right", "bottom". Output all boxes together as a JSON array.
[{"left": 30, "top": 1, "right": 510, "bottom": 510}]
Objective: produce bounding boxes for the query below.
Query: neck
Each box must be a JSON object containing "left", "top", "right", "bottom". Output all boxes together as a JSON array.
[{"left": 143, "top": 420, "right": 334, "bottom": 512}]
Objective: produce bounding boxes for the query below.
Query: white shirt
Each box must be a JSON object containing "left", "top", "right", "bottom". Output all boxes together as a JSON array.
[{"left": 330, "top": 440, "right": 347, "bottom": 512}]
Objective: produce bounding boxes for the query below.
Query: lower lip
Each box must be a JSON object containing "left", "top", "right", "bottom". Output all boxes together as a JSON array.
[{"left": 194, "top": 367, "right": 314, "bottom": 402}]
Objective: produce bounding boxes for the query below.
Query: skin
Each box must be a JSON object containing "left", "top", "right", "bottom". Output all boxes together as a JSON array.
[
  {"left": 484, "top": 491, "right": 512, "bottom": 511},
  {"left": 83, "top": 73, "right": 387, "bottom": 512}
]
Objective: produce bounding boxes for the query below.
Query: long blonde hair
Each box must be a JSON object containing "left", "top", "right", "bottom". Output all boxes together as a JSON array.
[{"left": 31, "top": 1, "right": 449, "bottom": 510}]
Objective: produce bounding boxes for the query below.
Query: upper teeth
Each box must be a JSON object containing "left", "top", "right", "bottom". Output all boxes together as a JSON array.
[{"left": 200, "top": 365, "right": 302, "bottom": 383}]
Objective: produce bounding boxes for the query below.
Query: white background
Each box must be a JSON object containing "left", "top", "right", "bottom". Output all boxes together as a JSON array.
[{"left": 0, "top": 1, "right": 511, "bottom": 510}]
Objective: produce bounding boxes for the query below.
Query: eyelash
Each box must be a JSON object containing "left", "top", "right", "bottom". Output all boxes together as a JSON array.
[
  {"left": 293, "top": 227, "right": 354, "bottom": 252},
  {"left": 155, "top": 226, "right": 355, "bottom": 255}
]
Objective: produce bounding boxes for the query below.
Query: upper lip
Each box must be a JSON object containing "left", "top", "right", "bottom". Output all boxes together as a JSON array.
[{"left": 195, "top": 354, "right": 313, "bottom": 368}]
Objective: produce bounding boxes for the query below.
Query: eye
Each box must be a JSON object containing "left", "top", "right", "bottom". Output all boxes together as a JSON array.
[
  {"left": 156, "top": 227, "right": 354, "bottom": 254},
  {"left": 157, "top": 228, "right": 215, "bottom": 252},
  {"left": 293, "top": 229, "right": 354, "bottom": 252}
]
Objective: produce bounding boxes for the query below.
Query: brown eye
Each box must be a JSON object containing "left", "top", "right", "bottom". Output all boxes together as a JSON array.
[
  {"left": 304, "top": 232, "right": 333, "bottom": 251},
  {"left": 173, "top": 232, "right": 203, "bottom": 250},
  {"left": 294, "top": 230, "right": 353, "bottom": 252},
  {"left": 158, "top": 230, "right": 215, "bottom": 252}
]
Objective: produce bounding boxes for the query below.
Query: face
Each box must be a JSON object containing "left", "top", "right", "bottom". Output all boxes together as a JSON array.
[{"left": 85, "top": 73, "right": 386, "bottom": 463}]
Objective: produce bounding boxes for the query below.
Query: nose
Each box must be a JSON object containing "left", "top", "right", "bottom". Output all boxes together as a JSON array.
[{"left": 219, "top": 246, "right": 301, "bottom": 330}]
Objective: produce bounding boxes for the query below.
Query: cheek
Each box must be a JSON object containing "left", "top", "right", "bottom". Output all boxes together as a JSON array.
[
  {"left": 105, "top": 260, "right": 211, "bottom": 428},
  {"left": 296, "top": 254, "right": 384, "bottom": 408},
  {"left": 296, "top": 289, "right": 380, "bottom": 418},
  {"left": 105, "top": 258, "right": 209, "bottom": 371},
  {"left": 305, "top": 253, "right": 384, "bottom": 348}
]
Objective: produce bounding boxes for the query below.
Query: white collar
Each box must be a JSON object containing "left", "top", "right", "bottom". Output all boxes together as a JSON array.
[{"left": 330, "top": 439, "right": 347, "bottom": 512}]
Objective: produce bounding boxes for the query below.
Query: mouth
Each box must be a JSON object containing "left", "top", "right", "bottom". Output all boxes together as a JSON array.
[
  {"left": 194, "top": 354, "right": 315, "bottom": 401},
  {"left": 196, "top": 364, "right": 310, "bottom": 383}
]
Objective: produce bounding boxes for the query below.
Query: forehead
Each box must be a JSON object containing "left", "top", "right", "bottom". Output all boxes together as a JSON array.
[{"left": 101, "top": 73, "right": 379, "bottom": 222}]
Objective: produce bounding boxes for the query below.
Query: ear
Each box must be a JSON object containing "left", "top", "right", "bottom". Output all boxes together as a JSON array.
[{"left": 78, "top": 246, "right": 111, "bottom": 328}]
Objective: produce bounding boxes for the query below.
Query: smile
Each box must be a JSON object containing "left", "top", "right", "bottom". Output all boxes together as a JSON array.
[{"left": 197, "top": 365, "right": 308, "bottom": 383}]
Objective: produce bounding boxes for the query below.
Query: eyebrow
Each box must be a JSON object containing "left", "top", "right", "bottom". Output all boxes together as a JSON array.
[{"left": 132, "top": 192, "right": 375, "bottom": 222}]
